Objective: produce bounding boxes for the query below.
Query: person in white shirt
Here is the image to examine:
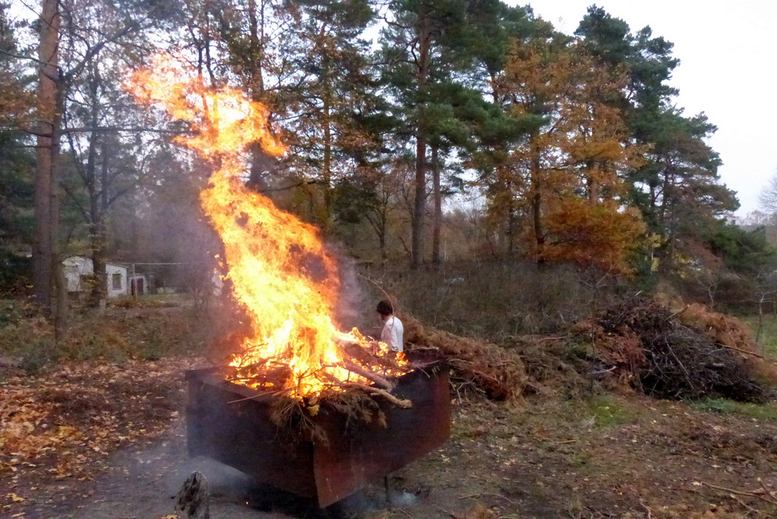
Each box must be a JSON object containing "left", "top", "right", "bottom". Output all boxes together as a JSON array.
[{"left": 376, "top": 300, "right": 404, "bottom": 353}]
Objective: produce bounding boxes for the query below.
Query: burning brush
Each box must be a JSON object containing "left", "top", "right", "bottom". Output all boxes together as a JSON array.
[{"left": 126, "top": 56, "right": 412, "bottom": 414}]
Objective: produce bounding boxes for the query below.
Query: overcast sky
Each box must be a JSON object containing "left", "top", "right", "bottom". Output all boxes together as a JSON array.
[{"left": 521, "top": 0, "right": 777, "bottom": 216}]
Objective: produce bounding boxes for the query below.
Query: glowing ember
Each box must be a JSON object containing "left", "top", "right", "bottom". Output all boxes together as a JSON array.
[{"left": 127, "top": 56, "right": 408, "bottom": 398}]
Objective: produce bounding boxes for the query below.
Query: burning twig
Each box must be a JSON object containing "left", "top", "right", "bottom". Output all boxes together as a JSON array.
[{"left": 226, "top": 389, "right": 289, "bottom": 405}]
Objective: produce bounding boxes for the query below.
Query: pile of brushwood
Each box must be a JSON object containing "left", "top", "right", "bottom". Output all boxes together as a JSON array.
[
  {"left": 218, "top": 316, "right": 527, "bottom": 442},
  {"left": 404, "top": 317, "right": 526, "bottom": 400},
  {"left": 574, "top": 297, "right": 773, "bottom": 402}
]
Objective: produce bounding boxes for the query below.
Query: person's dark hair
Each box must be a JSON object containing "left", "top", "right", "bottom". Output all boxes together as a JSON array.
[{"left": 376, "top": 300, "right": 393, "bottom": 316}]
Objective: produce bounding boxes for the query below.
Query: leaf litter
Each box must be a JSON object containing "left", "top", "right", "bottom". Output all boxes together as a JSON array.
[{"left": 0, "top": 357, "right": 198, "bottom": 513}]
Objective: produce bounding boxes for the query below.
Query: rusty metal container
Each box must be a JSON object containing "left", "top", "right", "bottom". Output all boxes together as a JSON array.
[{"left": 185, "top": 362, "right": 450, "bottom": 507}]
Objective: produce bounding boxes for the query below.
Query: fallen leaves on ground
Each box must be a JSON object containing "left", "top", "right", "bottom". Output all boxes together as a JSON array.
[{"left": 0, "top": 357, "right": 201, "bottom": 512}]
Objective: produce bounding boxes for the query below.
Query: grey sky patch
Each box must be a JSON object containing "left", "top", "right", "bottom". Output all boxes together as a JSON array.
[{"left": 525, "top": 0, "right": 777, "bottom": 216}]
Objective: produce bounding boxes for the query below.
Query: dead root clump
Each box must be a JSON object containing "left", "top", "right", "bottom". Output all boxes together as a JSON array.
[
  {"left": 573, "top": 298, "right": 769, "bottom": 402},
  {"left": 403, "top": 316, "right": 526, "bottom": 400}
]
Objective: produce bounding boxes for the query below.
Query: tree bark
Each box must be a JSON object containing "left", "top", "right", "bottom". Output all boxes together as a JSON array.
[
  {"left": 90, "top": 142, "right": 110, "bottom": 307},
  {"left": 505, "top": 175, "right": 515, "bottom": 257},
  {"left": 33, "top": 0, "right": 61, "bottom": 312},
  {"left": 411, "top": 13, "right": 431, "bottom": 269},
  {"left": 321, "top": 69, "right": 333, "bottom": 231},
  {"left": 431, "top": 145, "right": 442, "bottom": 267},
  {"left": 245, "top": 0, "right": 270, "bottom": 193},
  {"left": 317, "top": 42, "right": 333, "bottom": 232},
  {"left": 529, "top": 132, "right": 544, "bottom": 265},
  {"left": 53, "top": 256, "right": 67, "bottom": 341},
  {"left": 661, "top": 166, "right": 676, "bottom": 269},
  {"left": 84, "top": 68, "right": 107, "bottom": 307},
  {"left": 49, "top": 82, "right": 66, "bottom": 338},
  {"left": 379, "top": 228, "right": 387, "bottom": 263}
]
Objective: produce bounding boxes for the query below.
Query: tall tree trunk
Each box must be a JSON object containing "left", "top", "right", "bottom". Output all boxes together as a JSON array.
[
  {"left": 90, "top": 143, "right": 110, "bottom": 307},
  {"left": 248, "top": 142, "right": 271, "bottom": 191},
  {"left": 488, "top": 76, "right": 515, "bottom": 257},
  {"left": 505, "top": 176, "right": 515, "bottom": 257},
  {"left": 84, "top": 69, "right": 107, "bottom": 307},
  {"left": 412, "top": 137, "right": 427, "bottom": 268},
  {"left": 411, "top": 15, "right": 431, "bottom": 269},
  {"left": 431, "top": 145, "right": 442, "bottom": 267},
  {"left": 659, "top": 166, "right": 675, "bottom": 269},
  {"left": 529, "top": 132, "right": 544, "bottom": 265},
  {"left": 378, "top": 227, "right": 387, "bottom": 263},
  {"left": 51, "top": 86, "right": 66, "bottom": 337},
  {"left": 320, "top": 53, "right": 333, "bottom": 232},
  {"left": 245, "top": 0, "right": 269, "bottom": 192},
  {"left": 53, "top": 255, "right": 67, "bottom": 341},
  {"left": 33, "top": 0, "right": 60, "bottom": 312}
]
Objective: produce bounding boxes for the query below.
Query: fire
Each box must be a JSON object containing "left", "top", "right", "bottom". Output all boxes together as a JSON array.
[{"left": 127, "top": 56, "right": 408, "bottom": 398}]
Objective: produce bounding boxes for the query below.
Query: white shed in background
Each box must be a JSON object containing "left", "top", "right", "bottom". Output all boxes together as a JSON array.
[{"left": 63, "top": 256, "right": 129, "bottom": 298}]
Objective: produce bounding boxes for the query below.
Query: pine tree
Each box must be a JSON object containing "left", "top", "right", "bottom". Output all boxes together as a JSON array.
[
  {"left": 284, "top": 0, "right": 375, "bottom": 231},
  {"left": 379, "top": 0, "right": 469, "bottom": 268},
  {"left": 575, "top": 6, "right": 737, "bottom": 271}
]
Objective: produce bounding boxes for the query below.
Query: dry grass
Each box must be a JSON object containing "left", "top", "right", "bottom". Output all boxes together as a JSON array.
[
  {"left": 0, "top": 298, "right": 224, "bottom": 374},
  {"left": 360, "top": 260, "right": 618, "bottom": 338}
]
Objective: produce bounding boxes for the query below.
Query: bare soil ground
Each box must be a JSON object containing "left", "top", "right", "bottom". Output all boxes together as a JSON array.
[{"left": 3, "top": 355, "right": 777, "bottom": 518}]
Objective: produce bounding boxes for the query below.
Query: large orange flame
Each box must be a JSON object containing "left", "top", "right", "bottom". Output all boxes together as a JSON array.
[{"left": 128, "top": 56, "right": 407, "bottom": 398}]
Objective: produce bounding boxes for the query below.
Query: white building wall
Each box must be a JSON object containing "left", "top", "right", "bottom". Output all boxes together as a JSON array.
[
  {"left": 63, "top": 256, "right": 93, "bottom": 292},
  {"left": 106, "top": 264, "right": 128, "bottom": 298},
  {"left": 63, "top": 256, "right": 129, "bottom": 298}
]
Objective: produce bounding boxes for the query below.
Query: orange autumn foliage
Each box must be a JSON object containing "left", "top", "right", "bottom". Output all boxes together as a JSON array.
[
  {"left": 542, "top": 199, "right": 645, "bottom": 273},
  {"left": 499, "top": 38, "right": 645, "bottom": 273}
]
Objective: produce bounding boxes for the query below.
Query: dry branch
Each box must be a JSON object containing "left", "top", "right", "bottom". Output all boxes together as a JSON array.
[
  {"left": 340, "top": 361, "right": 396, "bottom": 391},
  {"left": 701, "top": 481, "right": 777, "bottom": 506},
  {"left": 575, "top": 297, "right": 769, "bottom": 402},
  {"left": 343, "top": 383, "right": 412, "bottom": 408}
]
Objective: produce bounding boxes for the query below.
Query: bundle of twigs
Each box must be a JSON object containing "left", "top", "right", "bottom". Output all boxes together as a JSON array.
[
  {"left": 578, "top": 298, "right": 768, "bottom": 402},
  {"left": 403, "top": 316, "right": 526, "bottom": 400},
  {"left": 228, "top": 348, "right": 412, "bottom": 408},
  {"left": 224, "top": 333, "right": 416, "bottom": 440}
]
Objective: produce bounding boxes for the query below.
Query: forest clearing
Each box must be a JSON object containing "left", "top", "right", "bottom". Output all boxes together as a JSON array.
[
  {"left": 3, "top": 0, "right": 777, "bottom": 518},
  {"left": 2, "top": 297, "right": 777, "bottom": 518}
]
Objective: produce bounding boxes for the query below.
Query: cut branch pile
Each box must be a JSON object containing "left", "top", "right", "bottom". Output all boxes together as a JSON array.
[
  {"left": 679, "top": 303, "right": 764, "bottom": 357},
  {"left": 226, "top": 340, "right": 415, "bottom": 441},
  {"left": 403, "top": 317, "right": 526, "bottom": 400},
  {"left": 228, "top": 313, "right": 527, "bottom": 438},
  {"left": 573, "top": 298, "right": 770, "bottom": 402},
  {"left": 227, "top": 338, "right": 412, "bottom": 409}
]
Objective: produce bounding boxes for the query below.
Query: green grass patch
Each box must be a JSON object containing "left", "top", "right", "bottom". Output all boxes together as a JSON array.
[
  {"left": 738, "top": 314, "right": 777, "bottom": 359},
  {"left": 692, "top": 398, "right": 777, "bottom": 422},
  {"left": 584, "top": 395, "right": 641, "bottom": 428}
]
